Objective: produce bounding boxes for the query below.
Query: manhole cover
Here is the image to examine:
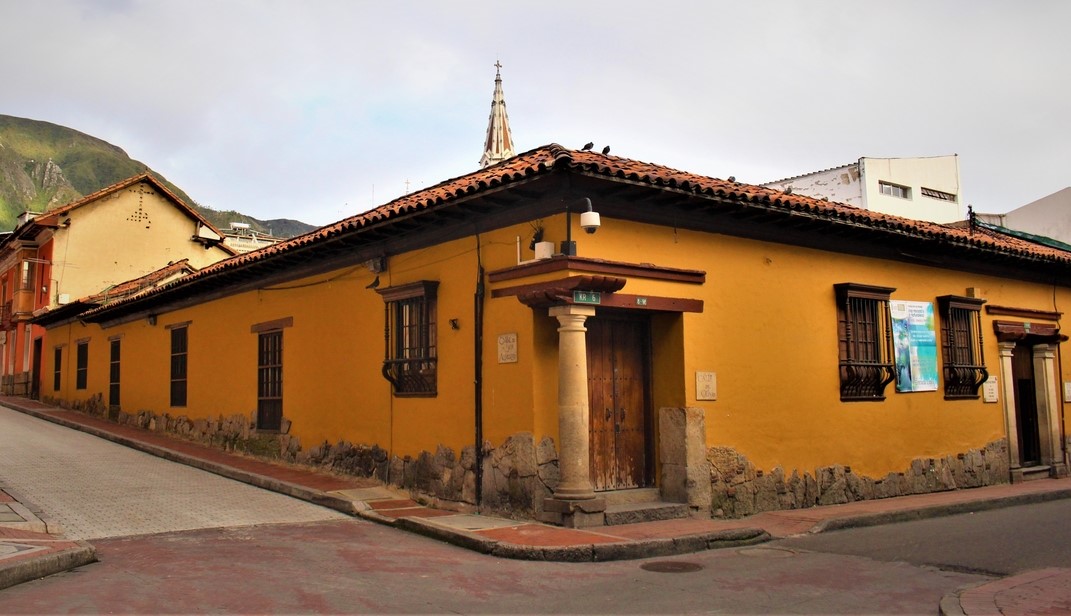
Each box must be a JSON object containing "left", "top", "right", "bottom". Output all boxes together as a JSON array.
[
  {"left": 737, "top": 547, "right": 796, "bottom": 558},
  {"left": 640, "top": 561, "right": 704, "bottom": 573}
]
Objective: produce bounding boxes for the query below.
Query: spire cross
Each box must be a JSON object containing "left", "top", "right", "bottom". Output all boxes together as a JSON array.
[{"left": 494, "top": 60, "right": 502, "bottom": 75}]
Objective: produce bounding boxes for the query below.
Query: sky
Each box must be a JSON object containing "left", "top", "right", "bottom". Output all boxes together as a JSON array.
[{"left": 3, "top": 1, "right": 1069, "bottom": 227}]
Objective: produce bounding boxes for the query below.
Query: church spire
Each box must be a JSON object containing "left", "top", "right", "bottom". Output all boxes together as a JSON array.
[{"left": 480, "top": 61, "right": 515, "bottom": 168}]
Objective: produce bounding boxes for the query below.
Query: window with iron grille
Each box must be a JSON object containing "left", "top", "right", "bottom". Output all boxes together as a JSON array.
[
  {"left": 109, "top": 339, "right": 120, "bottom": 409},
  {"left": 937, "top": 295, "right": 988, "bottom": 399},
  {"left": 170, "top": 326, "right": 188, "bottom": 407},
  {"left": 257, "top": 330, "right": 283, "bottom": 431},
  {"left": 376, "top": 281, "right": 438, "bottom": 396},
  {"left": 835, "top": 283, "right": 896, "bottom": 401},
  {"left": 53, "top": 347, "right": 62, "bottom": 391},
  {"left": 75, "top": 341, "right": 88, "bottom": 390}
]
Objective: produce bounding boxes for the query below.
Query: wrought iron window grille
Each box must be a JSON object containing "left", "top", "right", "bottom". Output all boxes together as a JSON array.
[{"left": 835, "top": 283, "right": 897, "bottom": 401}]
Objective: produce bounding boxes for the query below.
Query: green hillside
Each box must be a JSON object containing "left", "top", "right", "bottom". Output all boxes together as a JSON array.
[{"left": 0, "top": 114, "right": 315, "bottom": 236}]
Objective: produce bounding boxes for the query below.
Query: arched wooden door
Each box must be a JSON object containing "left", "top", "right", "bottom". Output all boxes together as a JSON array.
[{"left": 586, "top": 312, "right": 653, "bottom": 491}]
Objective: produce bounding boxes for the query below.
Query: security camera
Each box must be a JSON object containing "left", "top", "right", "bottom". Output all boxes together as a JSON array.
[{"left": 580, "top": 210, "right": 601, "bottom": 234}]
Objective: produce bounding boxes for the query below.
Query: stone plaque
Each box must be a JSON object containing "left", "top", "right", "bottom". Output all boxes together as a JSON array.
[
  {"left": 983, "top": 376, "right": 999, "bottom": 403},
  {"left": 497, "top": 333, "right": 518, "bottom": 364},
  {"left": 696, "top": 371, "right": 717, "bottom": 401}
]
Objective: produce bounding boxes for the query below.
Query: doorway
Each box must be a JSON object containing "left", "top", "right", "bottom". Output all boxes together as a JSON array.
[
  {"left": 30, "top": 337, "right": 41, "bottom": 400},
  {"left": 1011, "top": 342, "right": 1042, "bottom": 467},
  {"left": 586, "top": 312, "right": 653, "bottom": 491}
]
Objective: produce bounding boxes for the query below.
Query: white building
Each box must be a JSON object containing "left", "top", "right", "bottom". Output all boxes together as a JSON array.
[
  {"left": 762, "top": 155, "right": 962, "bottom": 224},
  {"left": 976, "top": 187, "right": 1071, "bottom": 246},
  {"left": 222, "top": 222, "right": 283, "bottom": 253}
]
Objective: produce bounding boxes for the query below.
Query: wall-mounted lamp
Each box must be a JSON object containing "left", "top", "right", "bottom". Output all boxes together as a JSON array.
[
  {"left": 147, "top": 315, "right": 157, "bottom": 326},
  {"left": 560, "top": 197, "right": 600, "bottom": 256}
]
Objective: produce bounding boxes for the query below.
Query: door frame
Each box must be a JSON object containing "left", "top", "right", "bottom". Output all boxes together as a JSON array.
[
  {"left": 997, "top": 338, "right": 1068, "bottom": 480},
  {"left": 586, "top": 309, "right": 655, "bottom": 491}
]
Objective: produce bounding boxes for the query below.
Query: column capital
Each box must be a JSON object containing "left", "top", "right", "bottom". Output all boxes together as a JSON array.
[
  {"left": 1033, "top": 344, "right": 1057, "bottom": 359},
  {"left": 549, "top": 305, "right": 597, "bottom": 319}
]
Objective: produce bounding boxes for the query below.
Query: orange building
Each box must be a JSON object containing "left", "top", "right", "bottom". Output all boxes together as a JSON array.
[
  {"left": 0, "top": 173, "right": 233, "bottom": 397},
  {"left": 33, "top": 144, "right": 1071, "bottom": 526}
]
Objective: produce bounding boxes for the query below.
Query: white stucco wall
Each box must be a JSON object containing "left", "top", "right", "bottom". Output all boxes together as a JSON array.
[
  {"left": 1004, "top": 187, "right": 1071, "bottom": 244},
  {"left": 859, "top": 156, "right": 962, "bottom": 223},
  {"left": 762, "top": 164, "right": 864, "bottom": 207}
]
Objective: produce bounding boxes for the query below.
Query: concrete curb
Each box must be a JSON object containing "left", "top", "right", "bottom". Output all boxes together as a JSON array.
[
  {"left": 394, "top": 515, "right": 771, "bottom": 562},
  {"left": 938, "top": 590, "right": 968, "bottom": 616},
  {"left": 0, "top": 483, "right": 61, "bottom": 535},
  {"left": 0, "top": 543, "right": 97, "bottom": 591},
  {"left": 811, "top": 488, "right": 1071, "bottom": 534}
]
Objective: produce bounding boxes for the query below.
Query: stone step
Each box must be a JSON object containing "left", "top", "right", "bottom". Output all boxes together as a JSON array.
[
  {"left": 599, "top": 488, "right": 661, "bottom": 506},
  {"left": 603, "top": 501, "right": 691, "bottom": 526},
  {"left": 1021, "top": 465, "right": 1052, "bottom": 481}
]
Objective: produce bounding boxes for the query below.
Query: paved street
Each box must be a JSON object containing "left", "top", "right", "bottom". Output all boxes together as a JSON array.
[
  {"left": 779, "top": 498, "right": 1071, "bottom": 576},
  {"left": 0, "top": 406, "right": 345, "bottom": 540},
  {"left": 5, "top": 402, "right": 1071, "bottom": 614},
  {"left": 1, "top": 519, "right": 984, "bottom": 614}
]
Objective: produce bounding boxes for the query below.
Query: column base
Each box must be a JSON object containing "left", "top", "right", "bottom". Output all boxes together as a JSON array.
[{"left": 539, "top": 496, "right": 607, "bottom": 528}]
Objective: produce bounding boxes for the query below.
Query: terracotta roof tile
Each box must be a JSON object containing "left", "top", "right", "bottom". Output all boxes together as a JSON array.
[
  {"left": 84, "top": 259, "right": 196, "bottom": 304},
  {"left": 58, "top": 144, "right": 1071, "bottom": 322}
]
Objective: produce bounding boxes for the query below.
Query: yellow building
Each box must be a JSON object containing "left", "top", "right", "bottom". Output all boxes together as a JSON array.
[
  {"left": 0, "top": 173, "right": 233, "bottom": 397},
  {"left": 34, "top": 145, "right": 1071, "bottom": 526}
]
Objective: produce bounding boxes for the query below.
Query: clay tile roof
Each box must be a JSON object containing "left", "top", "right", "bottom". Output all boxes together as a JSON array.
[
  {"left": 53, "top": 144, "right": 1071, "bottom": 324},
  {"left": 84, "top": 259, "right": 197, "bottom": 305}
]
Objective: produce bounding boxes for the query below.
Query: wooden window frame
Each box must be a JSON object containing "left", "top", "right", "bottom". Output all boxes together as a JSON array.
[
  {"left": 109, "top": 338, "right": 121, "bottom": 409},
  {"left": 75, "top": 340, "right": 89, "bottom": 390},
  {"left": 376, "top": 281, "right": 439, "bottom": 397},
  {"left": 256, "top": 329, "right": 284, "bottom": 432},
  {"left": 835, "top": 283, "right": 897, "bottom": 401},
  {"left": 53, "top": 346, "right": 62, "bottom": 391},
  {"left": 937, "top": 295, "right": 988, "bottom": 399},
  {"left": 170, "top": 326, "right": 188, "bottom": 407}
]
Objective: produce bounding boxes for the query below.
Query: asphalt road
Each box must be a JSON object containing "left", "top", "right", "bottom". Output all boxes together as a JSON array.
[{"left": 776, "top": 498, "right": 1071, "bottom": 576}]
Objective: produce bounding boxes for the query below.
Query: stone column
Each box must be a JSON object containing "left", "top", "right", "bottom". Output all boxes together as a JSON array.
[
  {"left": 541, "top": 305, "right": 605, "bottom": 528},
  {"left": 1033, "top": 344, "right": 1068, "bottom": 477},
  {"left": 998, "top": 342, "right": 1022, "bottom": 481},
  {"left": 659, "top": 407, "right": 711, "bottom": 517}
]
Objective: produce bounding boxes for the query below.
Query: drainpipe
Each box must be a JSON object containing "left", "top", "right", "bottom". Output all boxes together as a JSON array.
[{"left": 474, "top": 234, "right": 486, "bottom": 506}]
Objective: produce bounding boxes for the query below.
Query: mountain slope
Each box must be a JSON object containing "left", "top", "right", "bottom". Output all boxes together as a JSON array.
[{"left": 0, "top": 114, "right": 315, "bottom": 236}]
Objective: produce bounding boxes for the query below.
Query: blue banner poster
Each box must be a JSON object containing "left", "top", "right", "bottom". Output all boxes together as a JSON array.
[{"left": 890, "top": 300, "right": 938, "bottom": 392}]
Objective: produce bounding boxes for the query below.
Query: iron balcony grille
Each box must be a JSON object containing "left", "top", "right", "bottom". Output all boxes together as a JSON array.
[{"left": 381, "top": 357, "right": 437, "bottom": 396}]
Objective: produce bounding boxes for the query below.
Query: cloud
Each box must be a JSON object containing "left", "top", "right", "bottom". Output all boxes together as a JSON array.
[{"left": 1, "top": 0, "right": 1068, "bottom": 225}]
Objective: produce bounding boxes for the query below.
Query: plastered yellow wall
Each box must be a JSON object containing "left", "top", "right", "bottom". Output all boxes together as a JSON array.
[
  {"left": 43, "top": 221, "right": 549, "bottom": 459},
  {"left": 51, "top": 183, "right": 231, "bottom": 302},
  {"left": 40, "top": 210, "right": 1070, "bottom": 481},
  {"left": 568, "top": 215, "right": 1069, "bottom": 477}
]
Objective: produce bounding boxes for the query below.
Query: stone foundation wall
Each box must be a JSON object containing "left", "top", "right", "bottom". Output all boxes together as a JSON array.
[
  {"left": 40, "top": 397, "right": 559, "bottom": 519},
  {"left": 708, "top": 440, "right": 1010, "bottom": 518},
  {"left": 42, "top": 396, "right": 1014, "bottom": 522}
]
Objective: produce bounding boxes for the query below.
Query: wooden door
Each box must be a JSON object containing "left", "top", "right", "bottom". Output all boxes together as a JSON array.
[{"left": 587, "top": 313, "right": 652, "bottom": 491}]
